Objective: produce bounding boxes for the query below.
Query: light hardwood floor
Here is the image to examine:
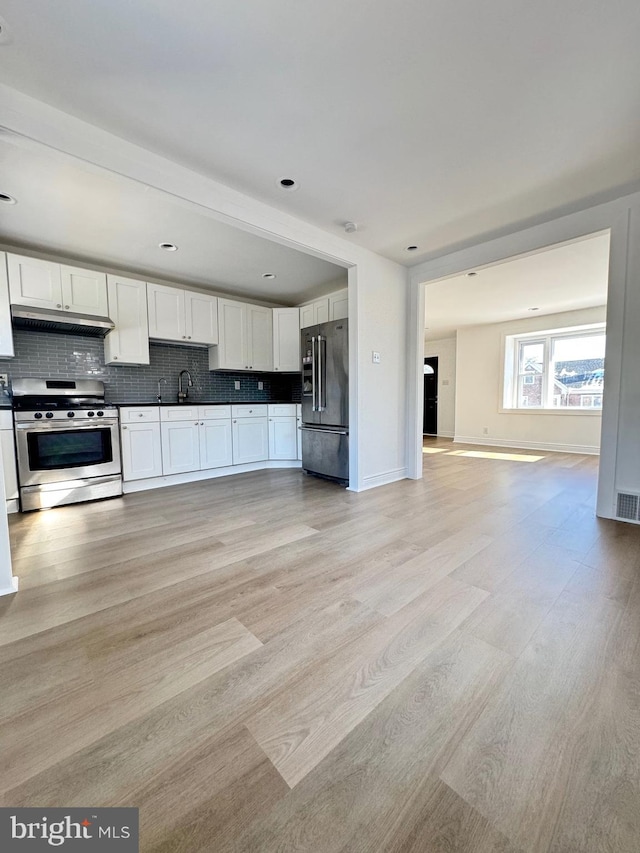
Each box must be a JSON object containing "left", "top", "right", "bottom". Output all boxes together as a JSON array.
[{"left": 1, "top": 438, "right": 639, "bottom": 852}]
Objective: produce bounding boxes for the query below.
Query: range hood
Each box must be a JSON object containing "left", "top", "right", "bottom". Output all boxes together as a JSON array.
[{"left": 11, "top": 306, "right": 115, "bottom": 338}]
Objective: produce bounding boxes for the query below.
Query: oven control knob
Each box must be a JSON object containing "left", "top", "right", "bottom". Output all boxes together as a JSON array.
[
  {"left": 87, "top": 411, "right": 95, "bottom": 417},
  {"left": 67, "top": 411, "right": 75, "bottom": 418},
  {"left": 45, "top": 412, "right": 54, "bottom": 418},
  {"left": 97, "top": 411, "right": 104, "bottom": 417},
  {"left": 34, "top": 412, "right": 43, "bottom": 419}
]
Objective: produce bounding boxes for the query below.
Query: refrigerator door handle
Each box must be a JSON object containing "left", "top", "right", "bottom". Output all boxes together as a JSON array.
[
  {"left": 299, "top": 426, "right": 348, "bottom": 436},
  {"left": 311, "top": 335, "right": 317, "bottom": 411},
  {"left": 317, "top": 334, "right": 324, "bottom": 412}
]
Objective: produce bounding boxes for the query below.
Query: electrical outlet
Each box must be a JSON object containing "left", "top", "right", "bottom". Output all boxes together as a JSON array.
[
  {"left": 234, "top": 380, "right": 241, "bottom": 390},
  {"left": 0, "top": 374, "right": 7, "bottom": 386},
  {"left": 372, "top": 351, "right": 381, "bottom": 364},
  {"left": 258, "top": 381, "right": 264, "bottom": 390}
]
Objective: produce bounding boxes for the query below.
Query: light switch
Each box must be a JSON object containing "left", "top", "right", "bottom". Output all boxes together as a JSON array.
[
  {"left": 234, "top": 380, "right": 241, "bottom": 390},
  {"left": 372, "top": 351, "right": 381, "bottom": 364}
]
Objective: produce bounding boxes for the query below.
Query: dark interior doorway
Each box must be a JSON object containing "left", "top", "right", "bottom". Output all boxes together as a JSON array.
[{"left": 423, "top": 357, "right": 438, "bottom": 435}]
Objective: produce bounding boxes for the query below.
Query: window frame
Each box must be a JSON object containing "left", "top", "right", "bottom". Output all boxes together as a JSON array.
[{"left": 502, "top": 323, "right": 605, "bottom": 413}]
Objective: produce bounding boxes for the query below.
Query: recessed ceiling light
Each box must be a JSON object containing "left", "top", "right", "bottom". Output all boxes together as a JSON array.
[
  {"left": 344, "top": 221, "right": 358, "bottom": 234},
  {"left": 528, "top": 307, "right": 540, "bottom": 311},
  {"left": 466, "top": 271, "right": 478, "bottom": 277},
  {"left": 159, "top": 242, "right": 178, "bottom": 252},
  {"left": 278, "top": 177, "right": 299, "bottom": 191},
  {"left": 262, "top": 273, "right": 276, "bottom": 280},
  {"left": 406, "top": 245, "right": 418, "bottom": 251},
  {"left": 0, "top": 193, "right": 17, "bottom": 205}
]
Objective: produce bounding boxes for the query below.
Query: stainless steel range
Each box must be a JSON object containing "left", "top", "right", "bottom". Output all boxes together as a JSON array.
[{"left": 12, "top": 378, "right": 122, "bottom": 511}]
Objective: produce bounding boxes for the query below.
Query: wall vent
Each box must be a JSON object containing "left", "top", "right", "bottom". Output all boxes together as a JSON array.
[{"left": 616, "top": 492, "right": 640, "bottom": 521}]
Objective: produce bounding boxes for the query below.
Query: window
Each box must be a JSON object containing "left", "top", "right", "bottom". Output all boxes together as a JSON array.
[{"left": 504, "top": 325, "right": 605, "bottom": 410}]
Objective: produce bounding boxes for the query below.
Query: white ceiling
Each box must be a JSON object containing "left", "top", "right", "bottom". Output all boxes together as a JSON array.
[
  {"left": 1, "top": 1, "right": 639, "bottom": 266},
  {"left": 0, "top": 136, "right": 346, "bottom": 303},
  {"left": 424, "top": 231, "right": 610, "bottom": 340}
]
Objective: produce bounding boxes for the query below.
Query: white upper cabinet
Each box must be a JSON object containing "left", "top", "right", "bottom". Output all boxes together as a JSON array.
[
  {"left": 0, "top": 254, "right": 14, "bottom": 358},
  {"left": 329, "top": 289, "right": 348, "bottom": 321},
  {"left": 104, "top": 275, "right": 150, "bottom": 365},
  {"left": 148, "top": 283, "right": 218, "bottom": 345},
  {"left": 273, "top": 307, "right": 300, "bottom": 372},
  {"left": 60, "top": 265, "right": 109, "bottom": 315},
  {"left": 247, "top": 304, "right": 273, "bottom": 372},
  {"left": 7, "top": 254, "right": 108, "bottom": 317},
  {"left": 185, "top": 291, "right": 218, "bottom": 345},
  {"left": 209, "top": 298, "right": 272, "bottom": 372}
]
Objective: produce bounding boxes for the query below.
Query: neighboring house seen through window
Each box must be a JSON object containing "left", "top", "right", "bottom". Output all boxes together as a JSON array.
[{"left": 504, "top": 325, "right": 605, "bottom": 410}]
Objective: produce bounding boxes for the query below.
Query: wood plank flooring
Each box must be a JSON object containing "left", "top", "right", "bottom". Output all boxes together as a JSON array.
[{"left": 2, "top": 438, "right": 640, "bottom": 851}]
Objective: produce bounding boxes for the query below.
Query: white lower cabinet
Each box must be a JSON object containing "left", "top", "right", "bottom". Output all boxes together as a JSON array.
[
  {"left": 200, "top": 419, "right": 233, "bottom": 469},
  {"left": 232, "top": 405, "right": 268, "bottom": 464},
  {"left": 297, "top": 405, "right": 302, "bottom": 461},
  {"left": 0, "top": 411, "right": 18, "bottom": 509},
  {"left": 161, "top": 421, "right": 200, "bottom": 475},
  {"left": 160, "top": 405, "right": 233, "bottom": 475},
  {"left": 268, "top": 404, "right": 298, "bottom": 460},
  {"left": 121, "top": 420, "right": 163, "bottom": 481}
]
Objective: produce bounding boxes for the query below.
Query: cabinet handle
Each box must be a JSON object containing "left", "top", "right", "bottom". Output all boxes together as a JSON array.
[
  {"left": 138, "top": 413, "right": 144, "bottom": 417},
  {"left": 65, "top": 305, "right": 70, "bottom": 309},
  {"left": 56, "top": 303, "right": 62, "bottom": 308},
  {"left": 245, "top": 365, "right": 248, "bottom": 369},
  {"left": 114, "top": 356, "right": 118, "bottom": 360},
  {"left": 188, "top": 336, "right": 191, "bottom": 340},
  {"left": 122, "top": 426, "right": 128, "bottom": 430},
  {"left": 195, "top": 422, "right": 199, "bottom": 425},
  {"left": 182, "top": 336, "right": 186, "bottom": 339},
  {"left": 233, "top": 420, "right": 237, "bottom": 423}
]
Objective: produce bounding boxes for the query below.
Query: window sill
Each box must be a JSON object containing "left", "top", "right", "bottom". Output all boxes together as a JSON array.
[{"left": 498, "top": 407, "right": 602, "bottom": 416}]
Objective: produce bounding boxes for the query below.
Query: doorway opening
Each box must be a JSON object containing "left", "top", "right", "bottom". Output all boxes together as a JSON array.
[{"left": 423, "top": 357, "right": 438, "bottom": 435}]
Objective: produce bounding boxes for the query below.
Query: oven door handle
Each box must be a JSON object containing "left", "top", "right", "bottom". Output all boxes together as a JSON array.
[{"left": 15, "top": 420, "right": 118, "bottom": 431}]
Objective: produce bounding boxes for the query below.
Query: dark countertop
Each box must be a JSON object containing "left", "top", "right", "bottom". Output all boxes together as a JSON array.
[
  {"left": 110, "top": 400, "right": 299, "bottom": 407},
  {"left": 0, "top": 404, "right": 11, "bottom": 410}
]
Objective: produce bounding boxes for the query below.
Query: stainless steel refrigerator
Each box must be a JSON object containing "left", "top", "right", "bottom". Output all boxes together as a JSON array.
[{"left": 300, "top": 319, "right": 349, "bottom": 484}]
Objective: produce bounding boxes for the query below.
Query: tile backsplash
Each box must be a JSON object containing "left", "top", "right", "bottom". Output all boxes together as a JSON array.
[{"left": 0, "top": 331, "right": 301, "bottom": 403}]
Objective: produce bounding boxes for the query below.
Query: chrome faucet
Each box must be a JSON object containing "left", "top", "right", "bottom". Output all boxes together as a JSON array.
[
  {"left": 157, "top": 377, "right": 168, "bottom": 403},
  {"left": 178, "top": 369, "right": 194, "bottom": 403}
]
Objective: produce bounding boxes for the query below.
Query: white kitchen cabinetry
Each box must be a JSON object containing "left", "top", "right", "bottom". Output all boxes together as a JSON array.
[
  {"left": 297, "top": 404, "right": 302, "bottom": 461},
  {"left": 148, "top": 283, "right": 218, "bottom": 345},
  {"left": 268, "top": 404, "right": 298, "bottom": 460},
  {"left": 0, "top": 254, "right": 14, "bottom": 358},
  {"left": 0, "top": 410, "right": 18, "bottom": 512},
  {"left": 273, "top": 307, "right": 300, "bottom": 372},
  {"left": 209, "top": 299, "right": 273, "bottom": 371},
  {"left": 231, "top": 404, "right": 268, "bottom": 464},
  {"left": 7, "top": 254, "right": 108, "bottom": 316},
  {"left": 160, "top": 405, "right": 233, "bottom": 474},
  {"left": 120, "top": 407, "right": 163, "bottom": 481},
  {"left": 299, "top": 298, "right": 329, "bottom": 329},
  {"left": 329, "top": 289, "right": 348, "bottom": 321},
  {"left": 104, "top": 275, "right": 150, "bottom": 365}
]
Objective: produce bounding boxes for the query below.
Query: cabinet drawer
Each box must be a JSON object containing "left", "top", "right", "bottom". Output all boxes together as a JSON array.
[
  {"left": 161, "top": 405, "right": 199, "bottom": 422},
  {"left": 199, "top": 405, "right": 231, "bottom": 420},
  {"left": 231, "top": 404, "right": 268, "bottom": 418},
  {"left": 120, "top": 407, "right": 160, "bottom": 423},
  {"left": 268, "top": 404, "right": 297, "bottom": 417}
]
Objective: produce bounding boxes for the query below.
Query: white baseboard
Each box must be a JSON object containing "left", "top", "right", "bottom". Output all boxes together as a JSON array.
[
  {"left": 123, "top": 459, "right": 302, "bottom": 494},
  {"left": 453, "top": 435, "right": 600, "bottom": 455},
  {"left": 0, "top": 575, "right": 19, "bottom": 597},
  {"left": 354, "top": 467, "right": 407, "bottom": 492}
]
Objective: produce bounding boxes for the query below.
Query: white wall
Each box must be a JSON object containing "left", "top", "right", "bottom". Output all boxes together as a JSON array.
[
  {"left": 423, "top": 337, "right": 456, "bottom": 437},
  {"left": 454, "top": 307, "right": 605, "bottom": 454}
]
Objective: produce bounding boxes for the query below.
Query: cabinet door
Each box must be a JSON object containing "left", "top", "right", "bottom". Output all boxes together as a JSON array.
[
  {"left": 60, "top": 265, "right": 108, "bottom": 316},
  {"left": 7, "top": 254, "right": 62, "bottom": 309},
  {"left": 273, "top": 308, "right": 301, "bottom": 372},
  {"left": 147, "top": 283, "right": 186, "bottom": 342},
  {"left": 104, "top": 275, "right": 150, "bottom": 365},
  {"left": 297, "top": 413, "right": 302, "bottom": 460},
  {"left": 161, "top": 421, "right": 200, "bottom": 475},
  {"left": 185, "top": 292, "right": 218, "bottom": 345},
  {"left": 268, "top": 417, "right": 298, "bottom": 460},
  {"left": 247, "top": 304, "right": 273, "bottom": 371},
  {"left": 200, "top": 419, "right": 233, "bottom": 469},
  {"left": 329, "top": 289, "right": 348, "bottom": 321},
  {"left": 314, "top": 299, "right": 330, "bottom": 325},
  {"left": 121, "top": 422, "right": 162, "bottom": 481},
  {"left": 210, "top": 299, "right": 247, "bottom": 370},
  {"left": 300, "top": 304, "right": 315, "bottom": 329},
  {"left": 0, "top": 429, "right": 18, "bottom": 500},
  {"left": 232, "top": 417, "right": 268, "bottom": 464},
  {"left": 0, "top": 253, "right": 14, "bottom": 357}
]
